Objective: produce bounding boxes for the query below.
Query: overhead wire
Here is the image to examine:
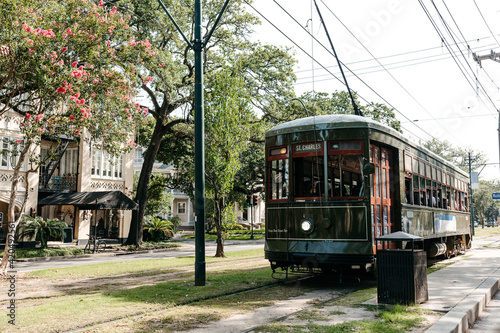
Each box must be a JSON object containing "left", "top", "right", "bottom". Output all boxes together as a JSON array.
[
  {"left": 472, "top": 0, "right": 500, "bottom": 49},
  {"left": 418, "top": 0, "right": 498, "bottom": 118},
  {"left": 429, "top": 0, "right": 498, "bottom": 116},
  {"left": 265, "top": 0, "right": 437, "bottom": 140}
]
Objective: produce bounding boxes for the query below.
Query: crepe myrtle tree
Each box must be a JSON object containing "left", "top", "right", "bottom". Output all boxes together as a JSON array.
[{"left": 0, "top": 0, "right": 152, "bottom": 273}]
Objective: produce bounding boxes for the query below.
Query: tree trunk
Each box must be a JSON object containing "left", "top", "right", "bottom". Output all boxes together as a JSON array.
[
  {"left": 214, "top": 197, "right": 225, "bottom": 257},
  {"left": 0, "top": 144, "right": 31, "bottom": 275},
  {"left": 124, "top": 122, "right": 167, "bottom": 246}
]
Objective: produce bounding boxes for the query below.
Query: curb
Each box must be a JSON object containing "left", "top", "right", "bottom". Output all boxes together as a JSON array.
[
  {"left": 426, "top": 276, "right": 500, "bottom": 333},
  {"left": 14, "top": 246, "right": 183, "bottom": 262}
]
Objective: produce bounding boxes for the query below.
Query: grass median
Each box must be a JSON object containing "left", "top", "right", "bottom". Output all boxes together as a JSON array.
[{"left": 1, "top": 249, "right": 281, "bottom": 332}]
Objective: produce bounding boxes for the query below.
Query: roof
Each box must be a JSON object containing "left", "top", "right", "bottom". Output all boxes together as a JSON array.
[
  {"left": 266, "top": 114, "right": 469, "bottom": 178},
  {"left": 38, "top": 191, "right": 138, "bottom": 210}
]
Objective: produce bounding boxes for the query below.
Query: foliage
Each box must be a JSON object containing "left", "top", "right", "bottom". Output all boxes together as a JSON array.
[
  {"left": 143, "top": 217, "right": 174, "bottom": 242},
  {"left": 133, "top": 172, "right": 173, "bottom": 218},
  {"left": 421, "top": 138, "right": 487, "bottom": 173},
  {"left": 170, "top": 215, "right": 182, "bottom": 233},
  {"left": 124, "top": 0, "right": 297, "bottom": 245},
  {"left": 276, "top": 91, "right": 402, "bottom": 132},
  {"left": 0, "top": 247, "right": 84, "bottom": 259},
  {"left": 16, "top": 215, "right": 68, "bottom": 248},
  {"left": 473, "top": 180, "right": 500, "bottom": 226}
]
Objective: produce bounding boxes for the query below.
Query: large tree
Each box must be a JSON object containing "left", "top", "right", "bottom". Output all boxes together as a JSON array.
[
  {"left": 122, "top": 0, "right": 297, "bottom": 245},
  {"left": 0, "top": 0, "right": 145, "bottom": 272}
]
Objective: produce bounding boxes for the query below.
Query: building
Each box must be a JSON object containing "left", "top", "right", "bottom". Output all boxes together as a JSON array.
[
  {"left": 133, "top": 147, "right": 264, "bottom": 230},
  {"left": 0, "top": 110, "right": 136, "bottom": 245}
]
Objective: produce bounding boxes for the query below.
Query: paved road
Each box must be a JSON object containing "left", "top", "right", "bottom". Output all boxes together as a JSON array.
[{"left": 11, "top": 239, "right": 265, "bottom": 272}]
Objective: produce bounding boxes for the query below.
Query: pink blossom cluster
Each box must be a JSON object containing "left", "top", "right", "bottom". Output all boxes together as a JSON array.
[{"left": 22, "top": 23, "right": 56, "bottom": 38}]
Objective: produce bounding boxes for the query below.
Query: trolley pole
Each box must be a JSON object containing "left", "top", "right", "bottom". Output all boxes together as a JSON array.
[{"left": 158, "top": 0, "right": 231, "bottom": 287}]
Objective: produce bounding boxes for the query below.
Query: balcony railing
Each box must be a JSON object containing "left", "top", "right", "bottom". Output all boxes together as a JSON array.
[{"left": 39, "top": 175, "right": 77, "bottom": 191}]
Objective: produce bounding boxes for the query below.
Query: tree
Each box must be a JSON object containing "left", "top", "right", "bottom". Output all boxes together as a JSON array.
[
  {"left": 133, "top": 172, "right": 173, "bottom": 219},
  {"left": 17, "top": 216, "right": 68, "bottom": 249},
  {"left": 421, "top": 138, "right": 487, "bottom": 173},
  {"left": 205, "top": 68, "right": 254, "bottom": 257},
  {"left": 473, "top": 180, "right": 500, "bottom": 228},
  {"left": 279, "top": 91, "right": 402, "bottom": 132},
  {"left": 122, "top": 0, "right": 297, "bottom": 245},
  {"left": 0, "top": 0, "right": 147, "bottom": 272}
]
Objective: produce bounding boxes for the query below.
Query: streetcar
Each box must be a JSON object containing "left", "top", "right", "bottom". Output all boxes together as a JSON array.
[{"left": 265, "top": 114, "right": 471, "bottom": 275}]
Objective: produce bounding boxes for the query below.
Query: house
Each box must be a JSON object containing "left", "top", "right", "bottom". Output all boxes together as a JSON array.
[
  {"left": 0, "top": 110, "right": 136, "bottom": 246},
  {"left": 133, "top": 147, "right": 264, "bottom": 230}
]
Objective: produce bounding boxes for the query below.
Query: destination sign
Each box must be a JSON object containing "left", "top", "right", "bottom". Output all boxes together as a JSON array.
[
  {"left": 492, "top": 193, "right": 500, "bottom": 200},
  {"left": 294, "top": 143, "right": 322, "bottom": 153}
]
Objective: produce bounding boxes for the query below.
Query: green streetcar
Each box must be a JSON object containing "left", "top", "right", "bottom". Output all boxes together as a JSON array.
[{"left": 265, "top": 114, "right": 471, "bottom": 276}]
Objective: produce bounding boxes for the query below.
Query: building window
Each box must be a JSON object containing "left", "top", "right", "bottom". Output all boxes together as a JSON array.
[
  {"left": 178, "top": 202, "right": 186, "bottom": 214},
  {"left": 91, "top": 149, "right": 124, "bottom": 179},
  {"left": 0, "top": 136, "right": 25, "bottom": 171}
]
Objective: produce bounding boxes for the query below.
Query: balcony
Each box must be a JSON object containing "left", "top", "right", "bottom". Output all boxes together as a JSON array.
[{"left": 39, "top": 175, "right": 77, "bottom": 192}]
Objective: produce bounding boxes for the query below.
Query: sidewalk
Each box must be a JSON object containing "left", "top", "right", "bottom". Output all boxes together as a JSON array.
[{"left": 423, "top": 246, "right": 500, "bottom": 332}]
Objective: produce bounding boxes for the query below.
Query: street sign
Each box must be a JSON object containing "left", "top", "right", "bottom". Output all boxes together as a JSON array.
[{"left": 493, "top": 193, "right": 500, "bottom": 200}]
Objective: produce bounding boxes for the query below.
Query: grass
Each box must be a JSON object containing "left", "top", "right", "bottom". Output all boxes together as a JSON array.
[
  {"left": 1, "top": 247, "right": 84, "bottom": 259},
  {"left": 327, "top": 286, "right": 377, "bottom": 307},
  {"left": 118, "top": 241, "right": 182, "bottom": 251},
  {"left": 255, "top": 304, "right": 427, "bottom": 333},
  {"left": 25, "top": 248, "right": 264, "bottom": 280},
  {"left": 1, "top": 264, "right": 297, "bottom": 333},
  {"left": 473, "top": 226, "right": 500, "bottom": 237}
]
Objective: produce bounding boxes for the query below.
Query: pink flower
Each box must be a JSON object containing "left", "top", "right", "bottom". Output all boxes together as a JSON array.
[
  {"left": 79, "top": 99, "right": 85, "bottom": 105},
  {"left": 72, "top": 61, "right": 78, "bottom": 68},
  {"left": 35, "top": 114, "right": 44, "bottom": 122},
  {"left": 127, "top": 114, "right": 131, "bottom": 118},
  {"left": 15, "top": 139, "right": 22, "bottom": 144},
  {"left": 26, "top": 113, "right": 31, "bottom": 120},
  {"left": 69, "top": 115, "right": 75, "bottom": 120},
  {"left": 61, "top": 47, "right": 68, "bottom": 53},
  {"left": 57, "top": 87, "right": 66, "bottom": 93},
  {"left": 75, "top": 130, "right": 80, "bottom": 135},
  {"left": 98, "top": 1, "right": 103, "bottom": 6}
]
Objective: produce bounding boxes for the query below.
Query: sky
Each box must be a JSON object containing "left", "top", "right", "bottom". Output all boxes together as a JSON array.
[{"left": 246, "top": 0, "right": 500, "bottom": 180}]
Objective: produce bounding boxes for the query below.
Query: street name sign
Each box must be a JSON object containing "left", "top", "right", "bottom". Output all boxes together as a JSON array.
[{"left": 493, "top": 193, "right": 500, "bottom": 200}]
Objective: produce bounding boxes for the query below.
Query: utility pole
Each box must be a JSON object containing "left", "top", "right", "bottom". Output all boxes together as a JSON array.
[
  {"left": 158, "top": 0, "right": 231, "bottom": 286},
  {"left": 472, "top": 50, "right": 500, "bottom": 177},
  {"left": 468, "top": 153, "right": 475, "bottom": 236}
]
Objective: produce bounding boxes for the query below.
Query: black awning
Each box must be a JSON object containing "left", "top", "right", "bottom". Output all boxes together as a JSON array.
[{"left": 38, "top": 191, "right": 138, "bottom": 210}]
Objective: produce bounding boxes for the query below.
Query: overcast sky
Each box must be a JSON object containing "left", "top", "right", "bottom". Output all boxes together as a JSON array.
[{"left": 247, "top": 0, "right": 500, "bottom": 180}]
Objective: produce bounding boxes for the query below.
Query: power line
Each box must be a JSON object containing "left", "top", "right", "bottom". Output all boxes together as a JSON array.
[
  {"left": 268, "top": 0, "right": 439, "bottom": 140},
  {"left": 245, "top": 0, "right": 433, "bottom": 141},
  {"left": 418, "top": 0, "right": 498, "bottom": 117},
  {"left": 473, "top": 0, "right": 500, "bottom": 49}
]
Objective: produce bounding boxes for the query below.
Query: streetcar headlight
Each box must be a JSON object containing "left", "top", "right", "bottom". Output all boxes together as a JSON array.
[{"left": 301, "top": 219, "right": 313, "bottom": 233}]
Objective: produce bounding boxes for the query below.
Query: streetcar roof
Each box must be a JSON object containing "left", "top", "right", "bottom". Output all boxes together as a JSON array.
[
  {"left": 266, "top": 114, "right": 469, "bottom": 178},
  {"left": 266, "top": 114, "right": 399, "bottom": 138}
]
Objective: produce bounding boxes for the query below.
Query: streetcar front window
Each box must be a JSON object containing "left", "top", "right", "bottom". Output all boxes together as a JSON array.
[
  {"left": 328, "top": 154, "right": 363, "bottom": 199},
  {"left": 293, "top": 156, "right": 324, "bottom": 200},
  {"left": 268, "top": 146, "right": 289, "bottom": 201}
]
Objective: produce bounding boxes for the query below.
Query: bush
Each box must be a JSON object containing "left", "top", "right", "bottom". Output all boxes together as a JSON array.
[{"left": 143, "top": 217, "right": 174, "bottom": 242}]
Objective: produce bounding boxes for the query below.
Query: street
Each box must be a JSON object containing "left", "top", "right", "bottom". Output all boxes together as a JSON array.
[{"left": 11, "top": 239, "right": 265, "bottom": 272}]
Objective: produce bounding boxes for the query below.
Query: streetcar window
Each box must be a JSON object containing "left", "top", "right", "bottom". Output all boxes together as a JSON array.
[
  {"left": 404, "top": 154, "right": 412, "bottom": 172},
  {"left": 328, "top": 154, "right": 363, "bottom": 199},
  {"left": 293, "top": 156, "right": 324, "bottom": 200},
  {"left": 404, "top": 177, "right": 412, "bottom": 204},
  {"left": 268, "top": 146, "right": 290, "bottom": 202}
]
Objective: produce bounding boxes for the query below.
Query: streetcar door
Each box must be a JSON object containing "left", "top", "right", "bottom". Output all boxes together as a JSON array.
[{"left": 370, "top": 145, "right": 394, "bottom": 252}]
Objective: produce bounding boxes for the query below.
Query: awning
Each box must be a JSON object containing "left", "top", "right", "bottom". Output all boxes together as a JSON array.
[{"left": 38, "top": 191, "right": 138, "bottom": 210}]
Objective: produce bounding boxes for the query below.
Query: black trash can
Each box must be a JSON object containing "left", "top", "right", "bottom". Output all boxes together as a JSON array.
[
  {"left": 62, "top": 227, "right": 73, "bottom": 243},
  {"left": 376, "top": 232, "right": 428, "bottom": 305}
]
